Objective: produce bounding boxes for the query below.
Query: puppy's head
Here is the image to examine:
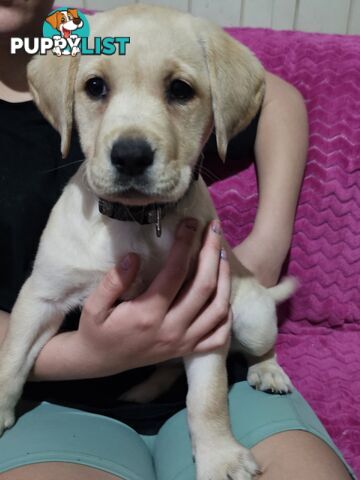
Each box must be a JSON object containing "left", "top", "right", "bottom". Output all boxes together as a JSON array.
[{"left": 29, "top": 5, "right": 264, "bottom": 206}]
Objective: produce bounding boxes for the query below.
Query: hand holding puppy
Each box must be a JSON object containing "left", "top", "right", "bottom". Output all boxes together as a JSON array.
[{"left": 30, "top": 219, "right": 231, "bottom": 381}]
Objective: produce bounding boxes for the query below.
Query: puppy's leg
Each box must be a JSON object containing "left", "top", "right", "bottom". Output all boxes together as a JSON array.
[
  {"left": 185, "top": 351, "right": 260, "bottom": 480},
  {"left": 0, "top": 277, "right": 64, "bottom": 434},
  {"left": 231, "top": 280, "right": 292, "bottom": 394}
]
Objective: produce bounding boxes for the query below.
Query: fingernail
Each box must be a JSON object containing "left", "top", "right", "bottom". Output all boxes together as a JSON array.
[
  {"left": 120, "top": 253, "right": 132, "bottom": 271},
  {"left": 183, "top": 218, "right": 198, "bottom": 232},
  {"left": 220, "top": 249, "right": 227, "bottom": 260},
  {"left": 211, "top": 219, "right": 222, "bottom": 235}
]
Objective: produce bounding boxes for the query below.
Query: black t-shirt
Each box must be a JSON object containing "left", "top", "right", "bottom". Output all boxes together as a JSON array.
[{"left": 0, "top": 99, "right": 258, "bottom": 434}]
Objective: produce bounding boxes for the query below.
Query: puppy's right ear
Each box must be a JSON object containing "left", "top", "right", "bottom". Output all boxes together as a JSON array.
[{"left": 27, "top": 54, "right": 79, "bottom": 158}]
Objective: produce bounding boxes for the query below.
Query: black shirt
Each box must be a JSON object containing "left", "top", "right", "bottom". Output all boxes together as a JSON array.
[{"left": 0, "top": 99, "right": 257, "bottom": 434}]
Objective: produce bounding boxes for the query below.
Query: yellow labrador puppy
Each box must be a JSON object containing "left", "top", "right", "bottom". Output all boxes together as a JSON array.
[{"left": 0, "top": 5, "right": 295, "bottom": 479}]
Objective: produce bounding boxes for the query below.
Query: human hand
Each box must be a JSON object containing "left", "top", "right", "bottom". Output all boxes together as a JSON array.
[
  {"left": 69, "top": 218, "right": 232, "bottom": 379},
  {"left": 233, "top": 229, "right": 291, "bottom": 287}
]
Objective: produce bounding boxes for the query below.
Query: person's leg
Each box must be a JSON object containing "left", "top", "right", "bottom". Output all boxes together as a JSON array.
[
  {"left": 1, "top": 462, "right": 125, "bottom": 480},
  {"left": 0, "top": 402, "right": 156, "bottom": 480},
  {"left": 153, "top": 382, "right": 355, "bottom": 480},
  {"left": 252, "top": 430, "right": 351, "bottom": 480}
]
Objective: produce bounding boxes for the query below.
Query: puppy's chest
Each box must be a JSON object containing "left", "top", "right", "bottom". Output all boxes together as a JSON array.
[{"left": 89, "top": 217, "right": 187, "bottom": 299}]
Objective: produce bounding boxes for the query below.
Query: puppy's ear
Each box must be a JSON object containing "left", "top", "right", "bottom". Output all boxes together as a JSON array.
[
  {"left": 27, "top": 54, "right": 79, "bottom": 158},
  {"left": 196, "top": 20, "right": 265, "bottom": 161},
  {"left": 46, "top": 11, "right": 61, "bottom": 30}
]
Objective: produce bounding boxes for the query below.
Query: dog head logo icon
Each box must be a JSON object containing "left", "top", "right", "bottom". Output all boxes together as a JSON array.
[
  {"left": 43, "top": 7, "right": 89, "bottom": 56},
  {"left": 46, "top": 8, "right": 84, "bottom": 39}
]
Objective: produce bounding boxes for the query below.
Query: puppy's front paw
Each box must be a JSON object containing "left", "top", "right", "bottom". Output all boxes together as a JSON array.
[
  {"left": 0, "top": 407, "right": 15, "bottom": 436},
  {"left": 247, "top": 358, "right": 292, "bottom": 394},
  {"left": 196, "top": 441, "right": 261, "bottom": 480}
]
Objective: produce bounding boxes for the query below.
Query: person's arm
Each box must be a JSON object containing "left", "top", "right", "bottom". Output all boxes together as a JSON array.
[
  {"left": 2, "top": 219, "right": 231, "bottom": 382},
  {"left": 233, "top": 71, "right": 308, "bottom": 286}
]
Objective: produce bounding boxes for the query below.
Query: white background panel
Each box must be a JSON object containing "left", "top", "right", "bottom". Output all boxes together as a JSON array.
[
  {"left": 241, "top": 0, "right": 272, "bottom": 28},
  {"left": 140, "top": 0, "right": 189, "bottom": 11},
  {"left": 272, "top": 0, "right": 297, "bottom": 30},
  {"left": 188, "top": 0, "right": 242, "bottom": 26},
  {"left": 295, "top": 0, "right": 351, "bottom": 34},
  {"left": 85, "top": 0, "right": 136, "bottom": 10},
  {"left": 348, "top": 0, "right": 360, "bottom": 34},
  {"left": 76, "top": 0, "right": 358, "bottom": 34}
]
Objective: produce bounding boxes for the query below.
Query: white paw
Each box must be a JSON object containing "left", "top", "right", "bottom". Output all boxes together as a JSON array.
[
  {"left": 247, "top": 358, "right": 292, "bottom": 393},
  {"left": 0, "top": 407, "right": 15, "bottom": 436},
  {"left": 196, "top": 441, "right": 261, "bottom": 480}
]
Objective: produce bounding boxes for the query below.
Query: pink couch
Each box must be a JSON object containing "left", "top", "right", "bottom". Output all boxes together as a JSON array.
[{"left": 209, "top": 27, "right": 359, "bottom": 475}]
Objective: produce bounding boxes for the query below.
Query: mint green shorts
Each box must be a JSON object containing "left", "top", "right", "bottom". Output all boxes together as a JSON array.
[{"left": 0, "top": 382, "right": 354, "bottom": 479}]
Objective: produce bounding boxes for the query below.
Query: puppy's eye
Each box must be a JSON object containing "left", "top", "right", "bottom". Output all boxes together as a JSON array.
[
  {"left": 85, "top": 77, "right": 108, "bottom": 100},
  {"left": 167, "top": 79, "right": 195, "bottom": 103}
]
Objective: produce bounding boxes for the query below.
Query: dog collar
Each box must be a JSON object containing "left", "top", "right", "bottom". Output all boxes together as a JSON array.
[
  {"left": 98, "top": 154, "right": 203, "bottom": 237},
  {"left": 99, "top": 199, "right": 173, "bottom": 237}
]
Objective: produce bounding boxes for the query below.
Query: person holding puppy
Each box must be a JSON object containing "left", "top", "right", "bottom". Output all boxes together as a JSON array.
[{"left": 0, "top": 1, "right": 352, "bottom": 479}]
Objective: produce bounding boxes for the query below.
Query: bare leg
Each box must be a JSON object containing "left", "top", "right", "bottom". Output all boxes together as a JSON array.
[
  {"left": 252, "top": 431, "right": 351, "bottom": 480},
  {"left": 0, "top": 462, "right": 124, "bottom": 479}
]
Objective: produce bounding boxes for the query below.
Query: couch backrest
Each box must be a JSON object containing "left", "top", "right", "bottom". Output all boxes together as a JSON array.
[{"left": 210, "top": 28, "right": 360, "bottom": 332}]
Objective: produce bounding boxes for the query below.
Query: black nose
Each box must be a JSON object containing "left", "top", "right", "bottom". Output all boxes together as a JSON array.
[{"left": 110, "top": 138, "right": 154, "bottom": 176}]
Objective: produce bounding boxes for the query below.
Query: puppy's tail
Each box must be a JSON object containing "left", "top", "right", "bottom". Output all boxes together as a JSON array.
[{"left": 267, "top": 276, "right": 298, "bottom": 304}]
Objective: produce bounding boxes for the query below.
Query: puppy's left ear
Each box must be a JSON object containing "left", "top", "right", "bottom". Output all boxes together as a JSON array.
[
  {"left": 27, "top": 53, "right": 79, "bottom": 158},
  {"left": 196, "top": 19, "right": 265, "bottom": 161}
]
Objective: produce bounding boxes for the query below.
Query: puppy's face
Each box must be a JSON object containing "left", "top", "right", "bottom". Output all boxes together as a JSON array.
[
  {"left": 29, "top": 5, "right": 265, "bottom": 206},
  {"left": 77, "top": 9, "right": 213, "bottom": 206}
]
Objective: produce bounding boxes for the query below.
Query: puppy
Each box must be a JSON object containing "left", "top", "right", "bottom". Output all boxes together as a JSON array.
[
  {"left": 46, "top": 8, "right": 83, "bottom": 56},
  {"left": 0, "top": 5, "right": 295, "bottom": 479}
]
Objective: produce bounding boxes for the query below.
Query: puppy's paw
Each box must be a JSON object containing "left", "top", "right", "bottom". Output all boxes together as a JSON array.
[
  {"left": 0, "top": 407, "right": 15, "bottom": 436},
  {"left": 247, "top": 358, "right": 292, "bottom": 394},
  {"left": 196, "top": 441, "right": 261, "bottom": 480}
]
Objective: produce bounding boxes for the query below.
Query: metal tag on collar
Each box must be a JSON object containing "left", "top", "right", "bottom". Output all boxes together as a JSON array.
[
  {"left": 155, "top": 205, "right": 162, "bottom": 237},
  {"left": 146, "top": 204, "right": 162, "bottom": 237}
]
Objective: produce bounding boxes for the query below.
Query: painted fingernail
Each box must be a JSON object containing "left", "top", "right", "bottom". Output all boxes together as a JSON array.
[
  {"left": 220, "top": 249, "right": 227, "bottom": 260},
  {"left": 211, "top": 219, "right": 222, "bottom": 235},
  {"left": 184, "top": 218, "right": 198, "bottom": 232},
  {"left": 120, "top": 253, "right": 132, "bottom": 271}
]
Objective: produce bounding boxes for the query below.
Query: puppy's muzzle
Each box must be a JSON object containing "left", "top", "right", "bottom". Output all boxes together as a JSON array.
[{"left": 111, "top": 138, "right": 154, "bottom": 177}]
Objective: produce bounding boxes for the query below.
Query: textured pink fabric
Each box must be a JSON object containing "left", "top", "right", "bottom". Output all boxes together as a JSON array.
[{"left": 209, "top": 28, "right": 360, "bottom": 474}]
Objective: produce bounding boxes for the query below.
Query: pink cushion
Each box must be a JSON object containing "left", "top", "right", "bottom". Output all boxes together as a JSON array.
[{"left": 209, "top": 28, "right": 360, "bottom": 474}]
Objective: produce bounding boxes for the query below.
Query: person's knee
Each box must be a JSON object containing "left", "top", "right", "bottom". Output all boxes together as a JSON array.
[
  {"left": 251, "top": 430, "right": 351, "bottom": 480},
  {"left": 0, "top": 462, "right": 124, "bottom": 480}
]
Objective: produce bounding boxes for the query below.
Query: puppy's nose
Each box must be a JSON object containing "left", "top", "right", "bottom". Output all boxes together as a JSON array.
[
  {"left": 73, "top": 17, "right": 82, "bottom": 25},
  {"left": 110, "top": 138, "right": 154, "bottom": 176}
]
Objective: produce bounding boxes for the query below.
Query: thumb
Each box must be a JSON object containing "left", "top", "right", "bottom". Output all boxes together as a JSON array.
[{"left": 84, "top": 253, "right": 140, "bottom": 319}]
